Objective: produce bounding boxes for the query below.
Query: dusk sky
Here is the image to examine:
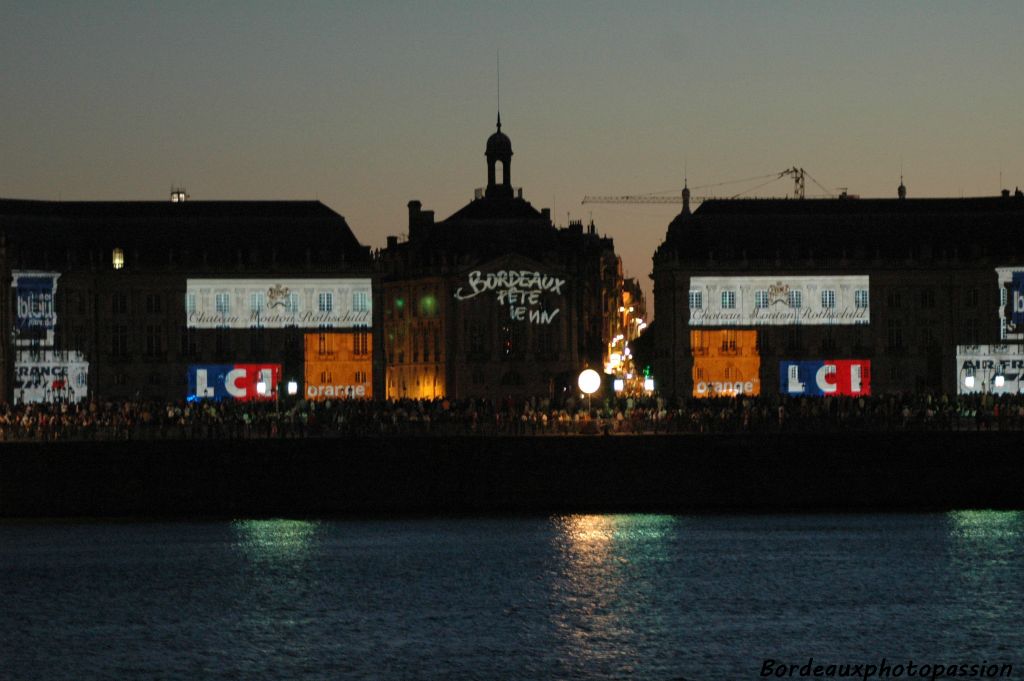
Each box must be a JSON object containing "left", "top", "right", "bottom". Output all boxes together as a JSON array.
[{"left": 3, "top": 1, "right": 1023, "bottom": 308}]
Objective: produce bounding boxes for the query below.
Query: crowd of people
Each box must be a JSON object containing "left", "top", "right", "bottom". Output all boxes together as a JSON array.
[{"left": 0, "top": 391, "right": 1023, "bottom": 442}]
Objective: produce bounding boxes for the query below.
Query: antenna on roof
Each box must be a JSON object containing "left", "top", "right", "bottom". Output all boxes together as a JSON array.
[{"left": 496, "top": 50, "right": 500, "bottom": 117}]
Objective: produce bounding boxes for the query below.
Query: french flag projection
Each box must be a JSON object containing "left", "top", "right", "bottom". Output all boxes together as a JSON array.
[
  {"left": 188, "top": 364, "right": 281, "bottom": 401},
  {"left": 780, "top": 360, "right": 871, "bottom": 397}
]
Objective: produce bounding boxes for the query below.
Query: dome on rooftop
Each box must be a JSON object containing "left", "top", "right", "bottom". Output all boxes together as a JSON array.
[{"left": 485, "top": 114, "right": 513, "bottom": 157}]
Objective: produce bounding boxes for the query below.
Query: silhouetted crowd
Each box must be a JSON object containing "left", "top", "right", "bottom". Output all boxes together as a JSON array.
[{"left": 1, "top": 392, "right": 1022, "bottom": 442}]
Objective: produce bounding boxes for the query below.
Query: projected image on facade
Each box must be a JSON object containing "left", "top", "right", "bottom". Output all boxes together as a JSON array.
[
  {"left": 690, "top": 330, "right": 761, "bottom": 397},
  {"left": 957, "top": 345, "right": 1024, "bottom": 394},
  {"left": 780, "top": 360, "right": 871, "bottom": 396},
  {"left": 186, "top": 279, "right": 372, "bottom": 329},
  {"left": 303, "top": 332, "right": 373, "bottom": 400},
  {"left": 454, "top": 269, "right": 565, "bottom": 325},
  {"left": 997, "top": 267, "right": 1024, "bottom": 339},
  {"left": 188, "top": 364, "right": 282, "bottom": 401},
  {"left": 688, "top": 275, "right": 869, "bottom": 327},
  {"left": 11, "top": 271, "right": 90, "bottom": 403}
]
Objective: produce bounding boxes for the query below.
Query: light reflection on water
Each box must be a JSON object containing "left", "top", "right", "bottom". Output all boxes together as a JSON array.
[
  {"left": 1, "top": 513, "right": 1022, "bottom": 680},
  {"left": 548, "top": 515, "right": 680, "bottom": 677},
  {"left": 232, "top": 519, "right": 322, "bottom": 561}
]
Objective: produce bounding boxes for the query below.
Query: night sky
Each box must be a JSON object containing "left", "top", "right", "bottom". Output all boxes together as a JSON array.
[{"left": 3, "top": 1, "right": 1023, "bottom": 309}]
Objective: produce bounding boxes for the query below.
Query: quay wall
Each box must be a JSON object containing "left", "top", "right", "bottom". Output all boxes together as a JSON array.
[{"left": 1, "top": 433, "right": 1022, "bottom": 517}]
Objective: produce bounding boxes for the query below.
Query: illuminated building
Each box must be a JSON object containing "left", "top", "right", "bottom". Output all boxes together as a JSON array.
[
  {"left": 0, "top": 195, "right": 376, "bottom": 403},
  {"left": 379, "top": 116, "right": 625, "bottom": 400},
  {"left": 652, "top": 186, "right": 1024, "bottom": 397}
]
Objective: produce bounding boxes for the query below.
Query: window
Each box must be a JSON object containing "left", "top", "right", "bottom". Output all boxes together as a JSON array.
[
  {"left": 821, "top": 289, "right": 836, "bottom": 309},
  {"left": 720, "top": 331, "right": 738, "bottom": 353},
  {"left": 754, "top": 290, "right": 769, "bottom": 309},
  {"left": 433, "top": 329, "right": 441, "bottom": 361},
  {"left": 353, "top": 329, "right": 369, "bottom": 356},
  {"left": 250, "top": 292, "right": 265, "bottom": 314},
  {"left": 962, "top": 318, "right": 979, "bottom": 345},
  {"left": 144, "top": 325, "right": 163, "bottom": 357},
  {"left": 318, "top": 292, "right": 333, "bottom": 313},
  {"left": 186, "top": 293, "right": 196, "bottom": 315},
  {"left": 353, "top": 291, "right": 369, "bottom": 313},
  {"left": 788, "top": 290, "right": 802, "bottom": 309},
  {"left": 500, "top": 324, "right": 523, "bottom": 359},
  {"left": 854, "top": 289, "right": 869, "bottom": 309},
  {"left": 887, "top": 291, "right": 902, "bottom": 308},
  {"left": 965, "top": 287, "right": 979, "bottom": 308},
  {"left": 179, "top": 328, "right": 197, "bottom": 357},
  {"left": 215, "top": 330, "right": 230, "bottom": 358},
  {"left": 286, "top": 293, "right": 299, "bottom": 314},
  {"left": 887, "top": 319, "right": 903, "bottom": 350},
  {"left": 145, "top": 294, "right": 162, "bottom": 314},
  {"left": 688, "top": 290, "right": 703, "bottom": 310},
  {"left": 721, "top": 291, "right": 736, "bottom": 309},
  {"left": 111, "top": 324, "right": 129, "bottom": 357},
  {"left": 112, "top": 293, "right": 128, "bottom": 315},
  {"left": 920, "top": 289, "right": 935, "bottom": 309},
  {"left": 112, "top": 248, "right": 124, "bottom": 270},
  {"left": 468, "top": 321, "right": 486, "bottom": 355},
  {"left": 215, "top": 293, "right": 230, "bottom": 315},
  {"left": 921, "top": 326, "right": 936, "bottom": 349}
]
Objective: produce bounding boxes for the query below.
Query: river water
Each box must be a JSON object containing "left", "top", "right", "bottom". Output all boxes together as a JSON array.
[{"left": 1, "top": 514, "right": 1022, "bottom": 680}]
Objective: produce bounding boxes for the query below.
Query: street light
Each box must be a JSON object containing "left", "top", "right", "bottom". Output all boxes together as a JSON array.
[{"left": 578, "top": 368, "right": 600, "bottom": 414}]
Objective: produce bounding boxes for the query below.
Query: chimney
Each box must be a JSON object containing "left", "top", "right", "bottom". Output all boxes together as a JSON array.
[{"left": 408, "top": 200, "right": 424, "bottom": 240}]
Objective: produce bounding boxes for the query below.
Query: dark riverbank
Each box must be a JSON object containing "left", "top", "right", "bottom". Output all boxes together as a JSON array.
[{"left": 1, "top": 432, "right": 1022, "bottom": 517}]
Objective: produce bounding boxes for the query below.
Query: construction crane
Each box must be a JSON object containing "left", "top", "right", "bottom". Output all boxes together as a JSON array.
[{"left": 581, "top": 167, "right": 835, "bottom": 205}]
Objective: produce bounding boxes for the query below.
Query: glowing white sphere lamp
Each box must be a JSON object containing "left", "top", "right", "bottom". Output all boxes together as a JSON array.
[
  {"left": 287, "top": 380, "right": 298, "bottom": 396},
  {"left": 256, "top": 380, "right": 268, "bottom": 396},
  {"left": 578, "top": 369, "right": 601, "bottom": 395}
]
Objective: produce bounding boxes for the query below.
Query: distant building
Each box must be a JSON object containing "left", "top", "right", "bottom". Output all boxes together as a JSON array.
[
  {"left": 652, "top": 186, "right": 1024, "bottom": 398},
  {"left": 378, "top": 116, "right": 625, "bottom": 401},
  {"left": 0, "top": 197, "right": 376, "bottom": 404}
]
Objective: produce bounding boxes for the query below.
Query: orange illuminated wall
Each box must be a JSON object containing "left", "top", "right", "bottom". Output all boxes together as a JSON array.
[
  {"left": 303, "top": 332, "right": 372, "bottom": 400},
  {"left": 690, "top": 329, "right": 760, "bottom": 397}
]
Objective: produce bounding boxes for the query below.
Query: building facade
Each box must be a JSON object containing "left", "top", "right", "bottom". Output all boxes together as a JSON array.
[
  {"left": 0, "top": 198, "right": 378, "bottom": 404},
  {"left": 378, "top": 117, "right": 627, "bottom": 401},
  {"left": 652, "top": 186, "right": 1024, "bottom": 398}
]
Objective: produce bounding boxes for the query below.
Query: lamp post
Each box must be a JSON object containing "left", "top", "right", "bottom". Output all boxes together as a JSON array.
[{"left": 578, "top": 368, "right": 600, "bottom": 416}]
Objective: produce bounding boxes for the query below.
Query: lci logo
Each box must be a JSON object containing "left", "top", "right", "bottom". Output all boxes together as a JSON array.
[
  {"left": 188, "top": 364, "right": 281, "bottom": 401},
  {"left": 780, "top": 360, "right": 871, "bottom": 397}
]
